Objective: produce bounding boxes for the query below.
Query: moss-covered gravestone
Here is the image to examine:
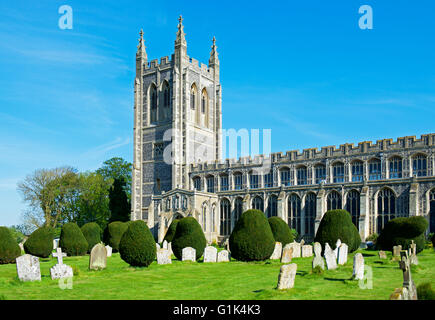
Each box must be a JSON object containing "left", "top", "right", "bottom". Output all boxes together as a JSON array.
[{"left": 89, "top": 243, "right": 107, "bottom": 270}]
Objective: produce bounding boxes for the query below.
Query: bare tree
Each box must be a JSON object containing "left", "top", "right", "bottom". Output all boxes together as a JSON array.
[{"left": 17, "top": 167, "right": 78, "bottom": 229}]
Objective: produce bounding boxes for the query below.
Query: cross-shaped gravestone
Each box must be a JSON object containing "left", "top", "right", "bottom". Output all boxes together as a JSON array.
[
  {"left": 53, "top": 248, "right": 67, "bottom": 265},
  {"left": 399, "top": 251, "right": 411, "bottom": 287}
]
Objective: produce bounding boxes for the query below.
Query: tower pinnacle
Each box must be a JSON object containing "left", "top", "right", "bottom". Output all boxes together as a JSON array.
[
  {"left": 209, "top": 36, "right": 219, "bottom": 67},
  {"left": 175, "top": 15, "right": 186, "bottom": 46},
  {"left": 136, "top": 29, "right": 147, "bottom": 61}
]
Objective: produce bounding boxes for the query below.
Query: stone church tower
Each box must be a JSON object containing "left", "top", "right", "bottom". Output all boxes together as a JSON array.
[{"left": 131, "top": 16, "right": 222, "bottom": 235}]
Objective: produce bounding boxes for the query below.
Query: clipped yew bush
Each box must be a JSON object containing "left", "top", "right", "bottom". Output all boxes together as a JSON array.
[
  {"left": 229, "top": 209, "right": 275, "bottom": 261},
  {"left": 377, "top": 216, "right": 428, "bottom": 254},
  {"left": 314, "top": 209, "right": 361, "bottom": 252},
  {"left": 119, "top": 220, "right": 156, "bottom": 267},
  {"left": 0, "top": 227, "right": 21, "bottom": 264},
  {"left": 103, "top": 221, "right": 129, "bottom": 253},
  {"left": 163, "top": 218, "right": 180, "bottom": 243},
  {"left": 81, "top": 222, "right": 102, "bottom": 253},
  {"left": 59, "top": 222, "right": 88, "bottom": 256},
  {"left": 268, "top": 216, "right": 294, "bottom": 246},
  {"left": 23, "top": 226, "right": 54, "bottom": 258},
  {"left": 171, "top": 217, "right": 207, "bottom": 261}
]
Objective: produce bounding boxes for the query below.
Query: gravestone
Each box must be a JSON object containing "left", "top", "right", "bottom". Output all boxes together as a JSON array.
[
  {"left": 204, "top": 246, "right": 218, "bottom": 263},
  {"left": 333, "top": 239, "right": 341, "bottom": 259},
  {"left": 324, "top": 243, "right": 337, "bottom": 270},
  {"left": 289, "top": 242, "right": 301, "bottom": 258},
  {"left": 182, "top": 247, "right": 196, "bottom": 262},
  {"left": 105, "top": 245, "right": 112, "bottom": 257},
  {"left": 393, "top": 245, "right": 402, "bottom": 257},
  {"left": 163, "top": 240, "right": 168, "bottom": 250},
  {"left": 50, "top": 248, "right": 73, "bottom": 280},
  {"left": 352, "top": 253, "right": 364, "bottom": 280},
  {"left": 217, "top": 250, "right": 230, "bottom": 262},
  {"left": 312, "top": 242, "right": 325, "bottom": 270},
  {"left": 156, "top": 243, "right": 161, "bottom": 251},
  {"left": 301, "top": 245, "right": 313, "bottom": 258},
  {"left": 276, "top": 263, "right": 297, "bottom": 290},
  {"left": 337, "top": 243, "right": 348, "bottom": 265},
  {"left": 89, "top": 243, "right": 107, "bottom": 270},
  {"left": 300, "top": 239, "right": 305, "bottom": 246},
  {"left": 19, "top": 243, "right": 24, "bottom": 252},
  {"left": 270, "top": 242, "right": 282, "bottom": 260},
  {"left": 168, "top": 242, "right": 173, "bottom": 255},
  {"left": 391, "top": 251, "right": 417, "bottom": 300},
  {"left": 378, "top": 250, "right": 387, "bottom": 259},
  {"left": 281, "top": 246, "right": 293, "bottom": 263},
  {"left": 16, "top": 254, "right": 41, "bottom": 282},
  {"left": 157, "top": 248, "right": 172, "bottom": 265},
  {"left": 53, "top": 239, "right": 59, "bottom": 250}
]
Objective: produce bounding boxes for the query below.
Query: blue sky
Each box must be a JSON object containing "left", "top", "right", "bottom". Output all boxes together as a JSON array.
[{"left": 1, "top": 1, "right": 434, "bottom": 226}]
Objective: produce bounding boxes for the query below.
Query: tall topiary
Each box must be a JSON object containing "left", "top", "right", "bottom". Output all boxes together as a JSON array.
[
  {"left": 268, "top": 216, "right": 294, "bottom": 246},
  {"left": 314, "top": 209, "right": 361, "bottom": 252},
  {"left": 377, "top": 216, "right": 428, "bottom": 254},
  {"left": 229, "top": 209, "right": 275, "bottom": 261},
  {"left": 103, "top": 221, "right": 130, "bottom": 252},
  {"left": 0, "top": 227, "right": 21, "bottom": 264},
  {"left": 81, "top": 222, "right": 102, "bottom": 253},
  {"left": 119, "top": 220, "right": 156, "bottom": 267},
  {"left": 108, "top": 178, "right": 130, "bottom": 222},
  {"left": 163, "top": 218, "right": 180, "bottom": 243},
  {"left": 59, "top": 222, "right": 88, "bottom": 256},
  {"left": 23, "top": 226, "right": 54, "bottom": 258},
  {"left": 172, "top": 217, "right": 207, "bottom": 261}
]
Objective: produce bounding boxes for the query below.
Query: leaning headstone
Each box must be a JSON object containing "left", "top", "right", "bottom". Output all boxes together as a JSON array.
[
  {"left": 289, "top": 242, "right": 301, "bottom": 258},
  {"left": 157, "top": 248, "right": 172, "bottom": 265},
  {"left": 105, "top": 245, "right": 112, "bottom": 257},
  {"left": 204, "top": 246, "right": 218, "bottom": 263},
  {"left": 324, "top": 243, "right": 337, "bottom": 270},
  {"left": 393, "top": 245, "right": 402, "bottom": 257},
  {"left": 163, "top": 240, "right": 168, "bottom": 250},
  {"left": 281, "top": 246, "right": 293, "bottom": 263},
  {"left": 50, "top": 248, "right": 73, "bottom": 280},
  {"left": 217, "top": 250, "right": 230, "bottom": 262},
  {"left": 182, "top": 247, "right": 196, "bottom": 262},
  {"left": 270, "top": 242, "right": 282, "bottom": 260},
  {"left": 337, "top": 243, "right": 348, "bottom": 265},
  {"left": 392, "top": 251, "right": 417, "bottom": 300},
  {"left": 378, "top": 250, "right": 387, "bottom": 259},
  {"left": 333, "top": 239, "right": 341, "bottom": 259},
  {"left": 276, "top": 263, "right": 297, "bottom": 290},
  {"left": 89, "top": 243, "right": 107, "bottom": 270},
  {"left": 301, "top": 245, "right": 313, "bottom": 258},
  {"left": 352, "top": 253, "right": 364, "bottom": 280},
  {"left": 16, "top": 254, "right": 41, "bottom": 282},
  {"left": 410, "top": 240, "right": 417, "bottom": 256},
  {"left": 312, "top": 242, "right": 325, "bottom": 270}
]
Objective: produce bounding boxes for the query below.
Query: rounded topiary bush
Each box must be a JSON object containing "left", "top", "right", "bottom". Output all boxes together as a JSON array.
[
  {"left": 377, "top": 216, "right": 428, "bottom": 254},
  {"left": 103, "top": 221, "right": 129, "bottom": 253},
  {"left": 268, "top": 216, "right": 294, "bottom": 246},
  {"left": 119, "top": 220, "right": 156, "bottom": 267},
  {"left": 59, "top": 222, "right": 88, "bottom": 256},
  {"left": 0, "top": 227, "right": 21, "bottom": 264},
  {"left": 229, "top": 209, "right": 275, "bottom": 261},
  {"left": 163, "top": 218, "right": 180, "bottom": 243},
  {"left": 172, "top": 217, "right": 207, "bottom": 261},
  {"left": 81, "top": 222, "right": 102, "bottom": 253},
  {"left": 23, "top": 226, "right": 54, "bottom": 258},
  {"left": 314, "top": 209, "right": 361, "bottom": 252}
]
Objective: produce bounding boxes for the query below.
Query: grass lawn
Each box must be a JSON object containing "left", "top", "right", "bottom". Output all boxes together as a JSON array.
[{"left": 0, "top": 248, "right": 433, "bottom": 300}]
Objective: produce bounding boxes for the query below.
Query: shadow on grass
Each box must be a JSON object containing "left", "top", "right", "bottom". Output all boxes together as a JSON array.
[
  {"left": 362, "top": 253, "right": 377, "bottom": 257},
  {"left": 324, "top": 277, "right": 352, "bottom": 283}
]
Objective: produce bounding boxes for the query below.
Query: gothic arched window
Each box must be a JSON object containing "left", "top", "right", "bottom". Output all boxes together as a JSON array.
[
  {"left": 150, "top": 84, "right": 157, "bottom": 123},
  {"left": 288, "top": 194, "right": 301, "bottom": 235},
  {"left": 346, "top": 190, "right": 360, "bottom": 229},
  {"left": 234, "top": 197, "right": 243, "bottom": 226},
  {"left": 315, "top": 164, "right": 326, "bottom": 184},
  {"left": 332, "top": 162, "right": 345, "bottom": 183},
  {"left": 327, "top": 190, "right": 342, "bottom": 210},
  {"left": 305, "top": 193, "right": 316, "bottom": 240},
  {"left": 412, "top": 154, "right": 427, "bottom": 177},
  {"left": 351, "top": 160, "right": 364, "bottom": 182},
  {"left": 369, "top": 158, "right": 382, "bottom": 180},
  {"left": 252, "top": 196, "right": 264, "bottom": 212},
  {"left": 389, "top": 156, "right": 403, "bottom": 179},
  {"left": 280, "top": 167, "right": 291, "bottom": 186},
  {"left": 377, "top": 188, "right": 396, "bottom": 232},
  {"left": 220, "top": 199, "right": 231, "bottom": 236},
  {"left": 296, "top": 166, "right": 308, "bottom": 185},
  {"left": 429, "top": 189, "right": 435, "bottom": 233},
  {"left": 233, "top": 172, "right": 243, "bottom": 190},
  {"left": 266, "top": 195, "right": 278, "bottom": 218}
]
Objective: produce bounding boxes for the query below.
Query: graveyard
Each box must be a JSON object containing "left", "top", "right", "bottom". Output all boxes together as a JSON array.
[{"left": 0, "top": 246, "right": 434, "bottom": 300}]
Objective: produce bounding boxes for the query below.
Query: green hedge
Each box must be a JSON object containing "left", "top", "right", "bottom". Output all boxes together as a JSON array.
[
  {"left": 59, "top": 222, "right": 88, "bottom": 256},
  {"left": 0, "top": 227, "right": 21, "bottom": 264},
  {"left": 314, "top": 209, "right": 361, "bottom": 252},
  {"left": 377, "top": 216, "right": 428, "bottom": 254},
  {"left": 163, "top": 219, "right": 180, "bottom": 243},
  {"left": 172, "top": 217, "right": 206, "bottom": 261},
  {"left": 119, "top": 220, "right": 156, "bottom": 267},
  {"left": 229, "top": 209, "right": 275, "bottom": 261},
  {"left": 81, "top": 222, "right": 102, "bottom": 253},
  {"left": 268, "top": 216, "right": 294, "bottom": 246},
  {"left": 103, "top": 221, "right": 129, "bottom": 253},
  {"left": 23, "top": 227, "right": 54, "bottom": 258}
]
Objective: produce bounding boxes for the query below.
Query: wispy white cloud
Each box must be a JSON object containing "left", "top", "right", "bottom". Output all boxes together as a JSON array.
[{"left": 82, "top": 137, "right": 131, "bottom": 159}]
